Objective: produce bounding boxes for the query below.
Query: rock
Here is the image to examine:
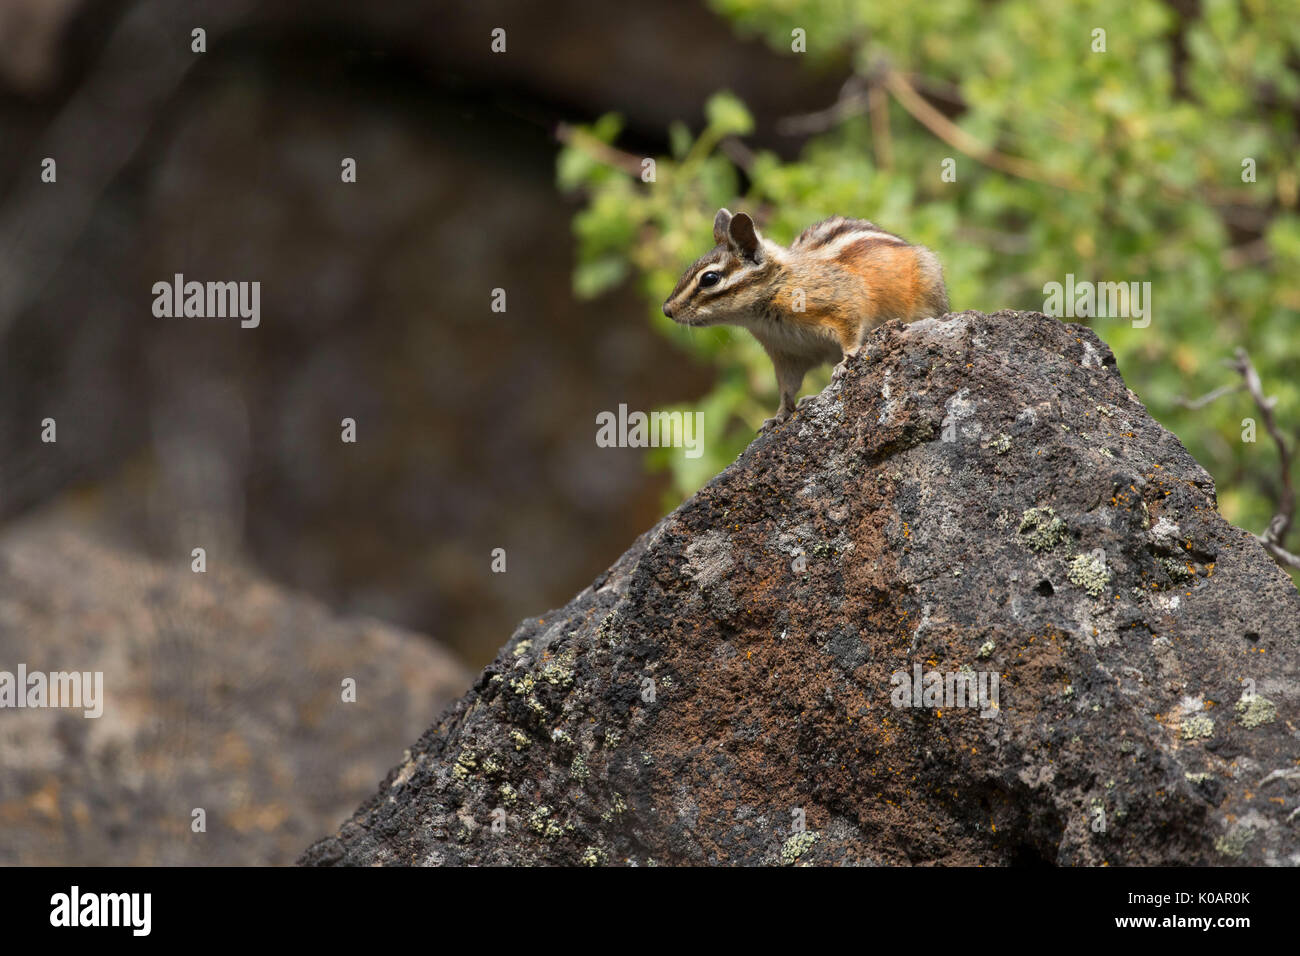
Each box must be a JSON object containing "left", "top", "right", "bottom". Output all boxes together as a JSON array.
[
  {"left": 0, "top": 515, "right": 470, "bottom": 865},
  {"left": 0, "top": 0, "right": 732, "bottom": 665},
  {"left": 301, "top": 311, "right": 1300, "bottom": 866}
]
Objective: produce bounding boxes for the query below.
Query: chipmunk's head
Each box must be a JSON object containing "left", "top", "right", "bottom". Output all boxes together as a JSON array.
[{"left": 662, "top": 209, "right": 780, "bottom": 327}]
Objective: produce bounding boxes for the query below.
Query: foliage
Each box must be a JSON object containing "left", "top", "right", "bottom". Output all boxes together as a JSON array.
[{"left": 557, "top": 0, "right": 1300, "bottom": 561}]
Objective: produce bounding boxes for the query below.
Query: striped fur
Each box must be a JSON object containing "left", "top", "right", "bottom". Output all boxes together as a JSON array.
[{"left": 662, "top": 209, "right": 949, "bottom": 424}]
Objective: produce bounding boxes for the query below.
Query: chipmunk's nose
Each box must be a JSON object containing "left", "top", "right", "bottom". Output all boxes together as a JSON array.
[{"left": 662, "top": 302, "right": 673, "bottom": 318}]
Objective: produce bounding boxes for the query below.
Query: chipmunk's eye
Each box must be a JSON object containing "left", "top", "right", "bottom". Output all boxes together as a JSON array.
[{"left": 699, "top": 271, "right": 722, "bottom": 289}]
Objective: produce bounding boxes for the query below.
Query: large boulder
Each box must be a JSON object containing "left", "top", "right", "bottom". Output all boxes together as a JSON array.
[
  {"left": 0, "top": 514, "right": 470, "bottom": 865},
  {"left": 302, "top": 310, "right": 1300, "bottom": 866}
]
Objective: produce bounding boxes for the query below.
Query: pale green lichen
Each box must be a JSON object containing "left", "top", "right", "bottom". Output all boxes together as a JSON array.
[
  {"left": 541, "top": 660, "right": 575, "bottom": 688},
  {"left": 600, "top": 793, "right": 628, "bottom": 823},
  {"left": 580, "top": 846, "right": 608, "bottom": 867},
  {"left": 452, "top": 748, "right": 478, "bottom": 780},
  {"left": 498, "top": 783, "right": 518, "bottom": 806},
  {"left": 1180, "top": 715, "right": 1215, "bottom": 740},
  {"left": 1068, "top": 552, "right": 1111, "bottom": 596},
  {"left": 1159, "top": 556, "right": 1193, "bottom": 582},
  {"left": 527, "top": 805, "right": 551, "bottom": 834},
  {"left": 1019, "top": 507, "right": 1069, "bottom": 551},
  {"left": 1215, "top": 827, "right": 1254, "bottom": 858},
  {"left": 1184, "top": 772, "right": 1211, "bottom": 785},
  {"left": 512, "top": 639, "right": 532, "bottom": 657},
  {"left": 570, "top": 754, "right": 589, "bottom": 782},
  {"left": 511, "top": 730, "right": 531, "bottom": 751},
  {"left": 509, "top": 674, "right": 536, "bottom": 696},
  {"left": 977, "top": 641, "right": 995, "bottom": 659},
  {"left": 781, "top": 831, "right": 819, "bottom": 865},
  {"left": 597, "top": 610, "right": 621, "bottom": 646},
  {"left": 1235, "top": 695, "right": 1277, "bottom": 729}
]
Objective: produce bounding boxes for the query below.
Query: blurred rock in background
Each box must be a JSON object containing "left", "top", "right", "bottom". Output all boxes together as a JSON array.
[
  {"left": 0, "top": 0, "right": 836, "bottom": 666},
  {"left": 0, "top": 506, "right": 469, "bottom": 865}
]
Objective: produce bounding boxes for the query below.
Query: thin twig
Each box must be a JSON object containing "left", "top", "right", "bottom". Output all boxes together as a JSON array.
[
  {"left": 554, "top": 122, "right": 646, "bottom": 177},
  {"left": 868, "top": 80, "right": 893, "bottom": 170},
  {"left": 1183, "top": 350, "right": 1299, "bottom": 572},
  {"left": 719, "top": 136, "right": 756, "bottom": 173},
  {"left": 775, "top": 76, "right": 871, "bottom": 136},
  {"left": 880, "top": 68, "right": 1084, "bottom": 191},
  {"left": 1173, "top": 381, "right": 1244, "bottom": 410},
  {"left": 1259, "top": 538, "right": 1300, "bottom": 571},
  {"left": 1230, "top": 348, "right": 1295, "bottom": 546}
]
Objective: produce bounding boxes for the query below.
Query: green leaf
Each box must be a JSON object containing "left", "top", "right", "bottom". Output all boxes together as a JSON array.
[{"left": 704, "top": 91, "right": 755, "bottom": 137}]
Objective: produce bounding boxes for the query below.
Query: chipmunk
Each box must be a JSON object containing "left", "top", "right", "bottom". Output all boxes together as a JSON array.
[{"left": 662, "top": 208, "right": 949, "bottom": 428}]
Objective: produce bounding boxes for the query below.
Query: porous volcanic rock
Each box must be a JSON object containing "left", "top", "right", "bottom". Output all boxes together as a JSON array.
[{"left": 302, "top": 310, "right": 1300, "bottom": 866}]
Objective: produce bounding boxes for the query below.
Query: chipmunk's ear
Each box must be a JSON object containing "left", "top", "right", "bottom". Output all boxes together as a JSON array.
[
  {"left": 713, "top": 208, "right": 733, "bottom": 246},
  {"left": 727, "top": 212, "right": 763, "bottom": 263}
]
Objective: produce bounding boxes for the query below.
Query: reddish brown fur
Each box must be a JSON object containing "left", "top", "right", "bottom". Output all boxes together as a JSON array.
[{"left": 662, "top": 211, "right": 949, "bottom": 427}]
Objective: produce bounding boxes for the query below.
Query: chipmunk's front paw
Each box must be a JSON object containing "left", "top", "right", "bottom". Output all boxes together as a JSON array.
[
  {"left": 831, "top": 348, "right": 861, "bottom": 383},
  {"left": 759, "top": 411, "right": 790, "bottom": 433}
]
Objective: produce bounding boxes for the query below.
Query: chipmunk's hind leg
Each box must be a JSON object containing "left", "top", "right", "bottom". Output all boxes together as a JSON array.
[{"left": 831, "top": 321, "right": 870, "bottom": 383}]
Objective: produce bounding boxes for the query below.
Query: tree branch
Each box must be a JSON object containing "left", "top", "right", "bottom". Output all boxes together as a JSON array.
[
  {"left": 879, "top": 68, "right": 1084, "bottom": 191},
  {"left": 554, "top": 123, "right": 646, "bottom": 178},
  {"left": 1179, "top": 349, "right": 1298, "bottom": 573},
  {"left": 1230, "top": 348, "right": 1295, "bottom": 547},
  {"left": 1173, "top": 381, "right": 1244, "bottom": 410},
  {"left": 775, "top": 75, "right": 871, "bottom": 136}
]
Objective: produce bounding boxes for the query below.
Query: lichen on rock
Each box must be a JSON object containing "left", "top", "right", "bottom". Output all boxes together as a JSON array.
[{"left": 301, "top": 311, "right": 1300, "bottom": 867}]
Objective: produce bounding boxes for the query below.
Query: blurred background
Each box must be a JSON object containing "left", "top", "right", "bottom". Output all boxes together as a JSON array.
[{"left": 0, "top": 0, "right": 1296, "bottom": 863}]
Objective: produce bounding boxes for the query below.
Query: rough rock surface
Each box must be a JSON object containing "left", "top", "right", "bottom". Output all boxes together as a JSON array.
[
  {"left": 0, "top": 514, "right": 470, "bottom": 865},
  {"left": 302, "top": 311, "right": 1300, "bottom": 866}
]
